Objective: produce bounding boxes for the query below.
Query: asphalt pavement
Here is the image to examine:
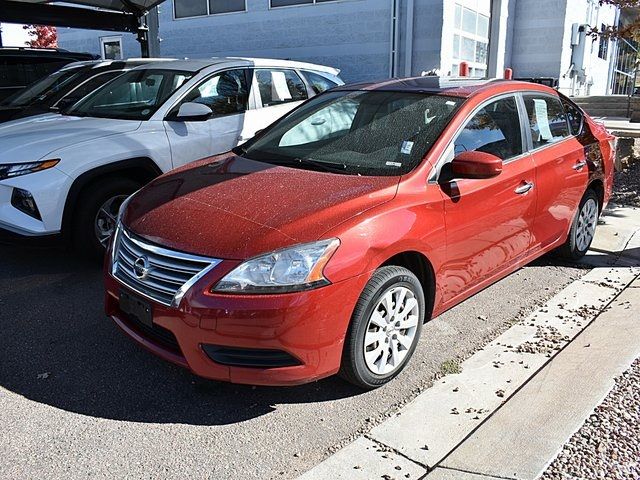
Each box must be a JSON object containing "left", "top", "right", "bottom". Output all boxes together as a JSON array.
[{"left": 0, "top": 243, "right": 587, "bottom": 479}]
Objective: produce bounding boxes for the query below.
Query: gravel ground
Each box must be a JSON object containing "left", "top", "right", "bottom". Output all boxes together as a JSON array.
[
  {"left": 613, "top": 161, "right": 640, "bottom": 207},
  {"left": 540, "top": 358, "right": 640, "bottom": 480}
]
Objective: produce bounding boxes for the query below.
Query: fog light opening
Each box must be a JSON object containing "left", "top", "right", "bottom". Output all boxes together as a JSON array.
[{"left": 11, "top": 188, "right": 42, "bottom": 220}]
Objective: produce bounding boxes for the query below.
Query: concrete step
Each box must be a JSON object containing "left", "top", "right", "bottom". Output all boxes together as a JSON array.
[{"left": 573, "top": 95, "right": 630, "bottom": 105}]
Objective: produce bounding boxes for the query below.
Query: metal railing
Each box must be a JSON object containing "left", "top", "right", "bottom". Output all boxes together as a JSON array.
[{"left": 611, "top": 37, "right": 638, "bottom": 96}]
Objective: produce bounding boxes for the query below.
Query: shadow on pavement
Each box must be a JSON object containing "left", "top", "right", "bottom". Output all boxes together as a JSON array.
[{"left": 0, "top": 245, "right": 361, "bottom": 426}]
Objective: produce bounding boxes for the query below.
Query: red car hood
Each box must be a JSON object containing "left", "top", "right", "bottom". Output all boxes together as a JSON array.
[{"left": 124, "top": 154, "right": 399, "bottom": 259}]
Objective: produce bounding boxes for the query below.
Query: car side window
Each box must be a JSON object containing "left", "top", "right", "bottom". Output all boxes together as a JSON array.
[
  {"left": 454, "top": 96, "right": 523, "bottom": 160},
  {"left": 181, "top": 69, "right": 248, "bottom": 117},
  {"left": 255, "top": 69, "right": 308, "bottom": 107},
  {"left": 561, "top": 98, "right": 584, "bottom": 136},
  {"left": 303, "top": 71, "right": 339, "bottom": 95},
  {"left": 523, "top": 94, "right": 570, "bottom": 148}
]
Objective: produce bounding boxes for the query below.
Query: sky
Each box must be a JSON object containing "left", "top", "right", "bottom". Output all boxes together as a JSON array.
[{"left": 1, "top": 23, "right": 30, "bottom": 47}]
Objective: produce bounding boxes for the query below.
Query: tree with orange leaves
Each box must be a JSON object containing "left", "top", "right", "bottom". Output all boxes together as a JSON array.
[{"left": 22, "top": 25, "right": 58, "bottom": 48}]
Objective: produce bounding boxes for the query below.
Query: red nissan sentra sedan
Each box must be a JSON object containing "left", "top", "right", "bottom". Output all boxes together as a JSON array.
[{"left": 104, "top": 77, "right": 614, "bottom": 389}]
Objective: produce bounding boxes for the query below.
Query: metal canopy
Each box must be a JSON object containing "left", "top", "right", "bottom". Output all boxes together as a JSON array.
[
  {"left": 2, "top": 0, "right": 165, "bottom": 15},
  {"left": 0, "top": 0, "right": 166, "bottom": 55}
]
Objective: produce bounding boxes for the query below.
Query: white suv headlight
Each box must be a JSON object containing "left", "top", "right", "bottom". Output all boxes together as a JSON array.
[
  {"left": 0, "top": 160, "right": 60, "bottom": 180},
  {"left": 213, "top": 239, "right": 340, "bottom": 294}
]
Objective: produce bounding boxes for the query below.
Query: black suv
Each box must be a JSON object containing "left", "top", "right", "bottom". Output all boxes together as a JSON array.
[
  {"left": 0, "top": 58, "right": 167, "bottom": 123},
  {"left": 0, "top": 47, "right": 97, "bottom": 102}
]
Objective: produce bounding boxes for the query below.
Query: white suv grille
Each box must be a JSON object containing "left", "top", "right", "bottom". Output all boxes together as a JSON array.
[{"left": 112, "top": 227, "right": 221, "bottom": 307}]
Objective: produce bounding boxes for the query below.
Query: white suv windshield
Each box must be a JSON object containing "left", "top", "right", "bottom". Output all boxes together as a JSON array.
[
  {"left": 66, "top": 69, "right": 193, "bottom": 120},
  {"left": 240, "top": 90, "right": 463, "bottom": 176}
]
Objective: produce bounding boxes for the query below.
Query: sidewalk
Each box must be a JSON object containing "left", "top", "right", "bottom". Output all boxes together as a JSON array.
[{"left": 297, "top": 205, "right": 640, "bottom": 480}]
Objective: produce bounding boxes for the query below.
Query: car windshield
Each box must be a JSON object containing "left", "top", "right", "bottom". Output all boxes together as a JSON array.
[
  {"left": 0, "top": 67, "right": 83, "bottom": 107},
  {"left": 65, "top": 69, "right": 193, "bottom": 121},
  {"left": 238, "top": 90, "right": 463, "bottom": 176}
]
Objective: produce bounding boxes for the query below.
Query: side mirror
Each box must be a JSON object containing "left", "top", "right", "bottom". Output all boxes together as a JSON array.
[
  {"left": 451, "top": 151, "right": 503, "bottom": 179},
  {"left": 174, "top": 102, "right": 213, "bottom": 121}
]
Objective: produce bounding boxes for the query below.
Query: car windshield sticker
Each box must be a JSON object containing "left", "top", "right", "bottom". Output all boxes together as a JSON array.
[
  {"left": 533, "top": 99, "right": 553, "bottom": 141},
  {"left": 272, "top": 71, "right": 292, "bottom": 102},
  {"left": 401, "top": 141, "right": 414, "bottom": 155},
  {"left": 386, "top": 161, "right": 402, "bottom": 167},
  {"left": 141, "top": 109, "right": 151, "bottom": 116}
]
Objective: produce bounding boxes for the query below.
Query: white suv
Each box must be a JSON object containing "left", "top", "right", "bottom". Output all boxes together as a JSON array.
[{"left": 0, "top": 58, "right": 342, "bottom": 257}]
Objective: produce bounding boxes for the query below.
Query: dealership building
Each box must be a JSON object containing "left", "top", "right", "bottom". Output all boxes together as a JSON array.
[{"left": 56, "top": 0, "right": 634, "bottom": 96}]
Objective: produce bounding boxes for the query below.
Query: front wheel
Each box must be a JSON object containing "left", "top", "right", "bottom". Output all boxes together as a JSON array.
[
  {"left": 558, "top": 189, "right": 600, "bottom": 260},
  {"left": 339, "top": 266, "right": 425, "bottom": 389},
  {"left": 71, "top": 178, "right": 140, "bottom": 261}
]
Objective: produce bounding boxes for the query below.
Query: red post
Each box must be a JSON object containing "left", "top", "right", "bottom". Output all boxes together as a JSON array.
[
  {"left": 504, "top": 68, "right": 513, "bottom": 80},
  {"left": 458, "top": 62, "right": 470, "bottom": 77}
]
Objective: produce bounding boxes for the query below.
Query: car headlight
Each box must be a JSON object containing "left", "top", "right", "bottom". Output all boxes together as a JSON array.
[
  {"left": 213, "top": 239, "right": 340, "bottom": 294},
  {"left": 0, "top": 160, "right": 60, "bottom": 180}
]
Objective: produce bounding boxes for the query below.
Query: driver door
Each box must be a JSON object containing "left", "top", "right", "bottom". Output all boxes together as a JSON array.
[
  {"left": 438, "top": 95, "right": 537, "bottom": 305},
  {"left": 164, "top": 69, "right": 250, "bottom": 168}
]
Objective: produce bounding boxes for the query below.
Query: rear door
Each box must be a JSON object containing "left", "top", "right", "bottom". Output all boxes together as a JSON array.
[
  {"left": 164, "top": 68, "right": 250, "bottom": 167},
  {"left": 522, "top": 92, "right": 589, "bottom": 251},
  {"left": 240, "top": 68, "right": 309, "bottom": 143},
  {"left": 438, "top": 94, "right": 537, "bottom": 304}
]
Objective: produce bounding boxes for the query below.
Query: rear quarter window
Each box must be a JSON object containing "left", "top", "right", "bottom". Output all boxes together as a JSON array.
[{"left": 561, "top": 98, "right": 584, "bottom": 136}]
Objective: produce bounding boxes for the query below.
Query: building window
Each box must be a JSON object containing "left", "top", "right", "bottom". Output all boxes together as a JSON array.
[
  {"left": 271, "top": 0, "right": 337, "bottom": 7},
  {"left": 174, "top": 0, "right": 245, "bottom": 19},
  {"left": 598, "top": 24, "right": 609, "bottom": 60},
  {"left": 100, "top": 36, "right": 123, "bottom": 60},
  {"left": 451, "top": 1, "right": 490, "bottom": 78}
]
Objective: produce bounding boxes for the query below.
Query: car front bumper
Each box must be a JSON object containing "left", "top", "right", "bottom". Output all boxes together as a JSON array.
[
  {"left": 104, "top": 271, "right": 369, "bottom": 386},
  {"left": 0, "top": 167, "right": 71, "bottom": 237}
]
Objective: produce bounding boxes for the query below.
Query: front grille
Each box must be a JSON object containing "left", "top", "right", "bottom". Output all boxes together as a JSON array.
[{"left": 112, "top": 227, "right": 221, "bottom": 307}]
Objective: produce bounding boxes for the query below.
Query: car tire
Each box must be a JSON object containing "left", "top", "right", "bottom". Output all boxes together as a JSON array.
[
  {"left": 558, "top": 189, "right": 600, "bottom": 260},
  {"left": 339, "top": 266, "right": 425, "bottom": 389},
  {"left": 71, "top": 177, "right": 140, "bottom": 261}
]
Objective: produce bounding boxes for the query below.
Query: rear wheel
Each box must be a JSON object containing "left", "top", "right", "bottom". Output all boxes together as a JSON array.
[
  {"left": 558, "top": 189, "right": 599, "bottom": 260},
  {"left": 339, "top": 266, "right": 425, "bottom": 389},
  {"left": 71, "top": 178, "right": 140, "bottom": 261}
]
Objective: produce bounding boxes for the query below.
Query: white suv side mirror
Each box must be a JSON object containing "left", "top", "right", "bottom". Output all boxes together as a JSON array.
[{"left": 174, "top": 102, "right": 213, "bottom": 121}]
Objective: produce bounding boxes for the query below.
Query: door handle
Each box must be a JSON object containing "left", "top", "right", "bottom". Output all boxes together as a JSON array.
[
  {"left": 573, "top": 160, "right": 587, "bottom": 171},
  {"left": 515, "top": 182, "right": 534, "bottom": 195}
]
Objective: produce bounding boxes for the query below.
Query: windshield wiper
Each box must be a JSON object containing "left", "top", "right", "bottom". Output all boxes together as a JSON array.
[
  {"left": 295, "top": 158, "right": 347, "bottom": 172},
  {"left": 239, "top": 151, "right": 350, "bottom": 174}
]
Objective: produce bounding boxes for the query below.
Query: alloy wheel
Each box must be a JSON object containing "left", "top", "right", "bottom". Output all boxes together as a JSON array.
[
  {"left": 94, "top": 195, "right": 128, "bottom": 247},
  {"left": 576, "top": 198, "right": 598, "bottom": 252},
  {"left": 363, "top": 286, "right": 420, "bottom": 375}
]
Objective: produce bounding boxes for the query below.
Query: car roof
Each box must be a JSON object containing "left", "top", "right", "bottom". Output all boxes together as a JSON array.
[
  {"left": 335, "top": 76, "right": 552, "bottom": 98},
  {"left": 127, "top": 57, "right": 340, "bottom": 75},
  {"left": 58, "top": 58, "right": 174, "bottom": 71},
  {"left": 0, "top": 47, "right": 96, "bottom": 60}
]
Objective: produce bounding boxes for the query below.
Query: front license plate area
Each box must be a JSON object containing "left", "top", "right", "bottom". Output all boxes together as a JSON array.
[{"left": 119, "top": 291, "right": 153, "bottom": 328}]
